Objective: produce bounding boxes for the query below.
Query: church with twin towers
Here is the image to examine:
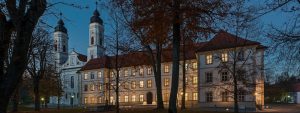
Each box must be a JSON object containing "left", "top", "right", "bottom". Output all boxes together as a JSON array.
[{"left": 50, "top": 4, "right": 265, "bottom": 111}]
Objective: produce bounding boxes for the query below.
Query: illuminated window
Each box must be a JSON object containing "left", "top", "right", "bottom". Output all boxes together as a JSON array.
[
  {"left": 206, "top": 54, "right": 213, "bottom": 64},
  {"left": 98, "top": 84, "right": 102, "bottom": 91},
  {"left": 164, "top": 64, "right": 169, "bottom": 73},
  {"left": 124, "top": 95, "right": 129, "bottom": 102},
  {"left": 124, "top": 69, "right": 128, "bottom": 77},
  {"left": 193, "top": 92, "right": 198, "bottom": 100},
  {"left": 192, "top": 76, "right": 198, "bottom": 84},
  {"left": 185, "top": 77, "right": 189, "bottom": 85},
  {"left": 98, "top": 71, "right": 102, "bottom": 78},
  {"left": 91, "top": 97, "right": 96, "bottom": 104},
  {"left": 139, "top": 81, "right": 144, "bottom": 88},
  {"left": 84, "top": 97, "right": 88, "bottom": 104},
  {"left": 139, "top": 94, "right": 144, "bottom": 102},
  {"left": 185, "top": 93, "right": 188, "bottom": 101},
  {"left": 118, "top": 70, "right": 121, "bottom": 76},
  {"left": 98, "top": 97, "right": 102, "bottom": 103},
  {"left": 110, "top": 96, "right": 114, "bottom": 103},
  {"left": 147, "top": 67, "right": 152, "bottom": 75},
  {"left": 132, "top": 69, "right": 136, "bottom": 76},
  {"left": 90, "top": 84, "right": 95, "bottom": 91},
  {"left": 132, "top": 95, "right": 136, "bottom": 102},
  {"left": 164, "top": 78, "right": 170, "bottom": 87},
  {"left": 221, "top": 52, "right": 228, "bottom": 62},
  {"left": 139, "top": 68, "right": 144, "bottom": 76},
  {"left": 221, "top": 91, "right": 228, "bottom": 102},
  {"left": 205, "top": 72, "right": 213, "bottom": 83},
  {"left": 192, "top": 62, "right": 197, "bottom": 69},
  {"left": 185, "top": 63, "right": 188, "bottom": 71},
  {"left": 131, "top": 81, "right": 136, "bottom": 89},
  {"left": 84, "top": 74, "right": 88, "bottom": 80},
  {"left": 164, "top": 93, "right": 169, "bottom": 101},
  {"left": 147, "top": 80, "right": 152, "bottom": 88},
  {"left": 110, "top": 71, "right": 114, "bottom": 78},
  {"left": 206, "top": 92, "right": 212, "bottom": 102},
  {"left": 221, "top": 71, "right": 228, "bottom": 82}
]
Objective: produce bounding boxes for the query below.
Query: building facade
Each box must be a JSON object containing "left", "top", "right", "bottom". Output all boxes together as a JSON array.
[{"left": 50, "top": 7, "right": 265, "bottom": 111}]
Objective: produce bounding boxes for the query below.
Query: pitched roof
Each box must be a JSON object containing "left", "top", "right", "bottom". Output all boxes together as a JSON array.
[
  {"left": 74, "top": 51, "right": 87, "bottom": 62},
  {"left": 197, "top": 30, "right": 261, "bottom": 52},
  {"left": 79, "top": 43, "right": 203, "bottom": 71},
  {"left": 80, "top": 55, "right": 111, "bottom": 71},
  {"left": 79, "top": 30, "right": 265, "bottom": 71}
]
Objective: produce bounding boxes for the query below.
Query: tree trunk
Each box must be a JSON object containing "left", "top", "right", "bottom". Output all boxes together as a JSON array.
[
  {"left": 115, "top": 29, "right": 120, "bottom": 113},
  {"left": 155, "top": 44, "right": 164, "bottom": 110},
  {"left": 11, "top": 90, "right": 19, "bottom": 112},
  {"left": 233, "top": 58, "right": 239, "bottom": 113},
  {"left": 11, "top": 80, "right": 23, "bottom": 113},
  {"left": 0, "top": 1, "right": 46, "bottom": 113},
  {"left": 181, "top": 41, "right": 186, "bottom": 110},
  {"left": 168, "top": 0, "right": 181, "bottom": 113},
  {"left": 57, "top": 78, "right": 61, "bottom": 110},
  {"left": 34, "top": 77, "right": 41, "bottom": 111}
]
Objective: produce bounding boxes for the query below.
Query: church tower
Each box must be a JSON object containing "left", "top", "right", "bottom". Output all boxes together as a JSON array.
[
  {"left": 54, "top": 19, "right": 68, "bottom": 65},
  {"left": 87, "top": 7, "right": 105, "bottom": 60}
]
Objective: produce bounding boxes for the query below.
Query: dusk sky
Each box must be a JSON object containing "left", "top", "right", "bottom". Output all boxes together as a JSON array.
[{"left": 44, "top": 0, "right": 294, "bottom": 58}]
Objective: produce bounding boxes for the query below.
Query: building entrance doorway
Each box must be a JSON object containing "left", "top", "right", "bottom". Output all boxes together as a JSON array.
[{"left": 146, "top": 92, "right": 153, "bottom": 104}]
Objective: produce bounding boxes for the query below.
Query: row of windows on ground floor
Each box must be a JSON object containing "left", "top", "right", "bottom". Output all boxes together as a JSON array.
[
  {"left": 83, "top": 92, "right": 198, "bottom": 104},
  {"left": 204, "top": 91, "right": 246, "bottom": 102}
]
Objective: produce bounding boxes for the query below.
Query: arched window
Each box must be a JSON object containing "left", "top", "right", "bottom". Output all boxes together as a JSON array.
[
  {"left": 54, "top": 44, "right": 57, "bottom": 51},
  {"left": 91, "top": 37, "right": 94, "bottom": 45},
  {"left": 63, "top": 45, "right": 66, "bottom": 52},
  {"left": 99, "top": 38, "right": 102, "bottom": 46},
  {"left": 71, "top": 76, "right": 74, "bottom": 88}
]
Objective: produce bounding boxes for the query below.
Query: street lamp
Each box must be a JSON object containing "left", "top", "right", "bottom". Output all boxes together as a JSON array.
[
  {"left": 41, "top": 97, "right": 45, "bottom": 108},
  {"left": 71, "top": 95, "right": 74, "bottom": 108}
]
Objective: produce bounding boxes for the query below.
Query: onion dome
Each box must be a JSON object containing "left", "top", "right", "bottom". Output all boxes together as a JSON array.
[
  {"left": 54, "top": 19, "right": 67, "bottom": 33},
  {"left": 90, "top": 9, "right": 103, "bottom": 25}
]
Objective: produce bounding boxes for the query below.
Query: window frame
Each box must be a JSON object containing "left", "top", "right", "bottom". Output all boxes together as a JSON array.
[
  {"left": 139, "top": 81, "right": 144, "bottom": 88},
  {"left": 164, "top": 64, "right": 169, "bottom": 73},
  {"left": 164, "top": 78, "right": 170, "bottom": 87},
  {"left": 147, "top": 79, "right": 152, "bottom": 88},
  {"left": 205, "top": 54, "right": 213, "bottom": 64},
  {"left": 205, "top": 72, "right": 213, "bottom": 83},
  {"left": 221, "top": 52, "right": 228, "bottom": 62},
  {"left": 206, "top": 92, "right": 213, "bottom": 102}
]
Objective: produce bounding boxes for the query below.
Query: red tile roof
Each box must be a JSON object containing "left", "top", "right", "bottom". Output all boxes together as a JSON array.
[
  {"left": 80, "top": 30, "right": 265, "bottom": 71},
  {"left": 77, "top": 53, "right": 87, "bottom": 62},
  {"left": 292, "top": 83, "right": 300, "bottom": 92},
  {"left": 197, "top": 30, "right": 262, "bottom": 52},
  {"left": 79, "top": 43, "right": 203, "bottom": 71}
]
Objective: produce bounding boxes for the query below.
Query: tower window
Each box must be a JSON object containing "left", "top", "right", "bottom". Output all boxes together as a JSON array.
[
  {"left": 54, "top": 44, "right": 57, "bottom": 51},
  {"left": 91, "top": 37, "right": 94, "bottom": 45},
  {"left": 63, "top": 45, "right": 66, "bottom": 52}
]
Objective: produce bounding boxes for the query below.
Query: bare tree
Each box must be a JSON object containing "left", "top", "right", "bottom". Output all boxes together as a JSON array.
[
  {"left": 265, "top": 0, "right": 300, "bottom": 74},
  {"left": 0, "top": 1, "right": 46, "bottom": 112},
  {"left": 26, "top": 28, "right": 52, "bottom": 111}
]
